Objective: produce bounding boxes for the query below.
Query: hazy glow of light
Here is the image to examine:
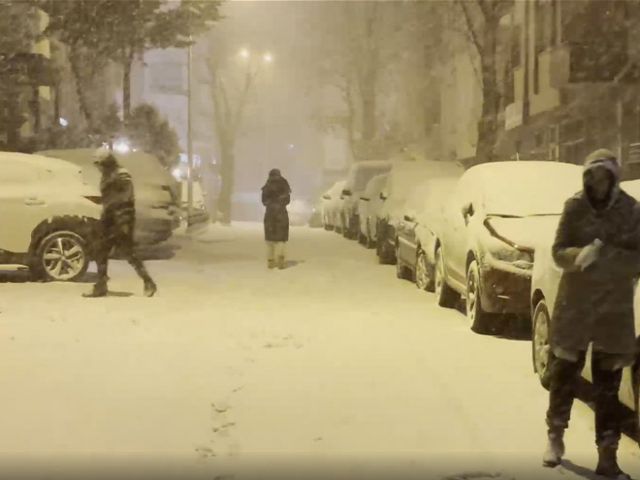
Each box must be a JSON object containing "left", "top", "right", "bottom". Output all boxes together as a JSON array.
[
  {"left": 263, "top": 52, "right": 273, "bottom": 64},
  {"left": 171, "top": 167, "right": 183, "bottom": 181},
  {"left": 59, "top": 117, "right": 69, "bottom": 127},
  {"left": 113, "top": 139, "right": 131, "bottom": 155},
  {"left": 239, "top": 48, "right": 250, "bottom": 60}
]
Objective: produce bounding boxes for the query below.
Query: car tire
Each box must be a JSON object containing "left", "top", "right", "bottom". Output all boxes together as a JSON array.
[
  {"left": 415, "top": 249, "right": 435, "bottom": 292},
  {"left": 435, "top": 247, "right": 457, "bottom": 308},
  {"left": 467, "top": 260, "right": 501, "bottom": 335},
  {"left": 395, "top": 244, "right": 412, "bottom": 280},
  {"left": 30, "top": 216, "right": 93, "bottom": 282},
  {"left": 532, "top": 299, "right": 553, "bottom": 390}
]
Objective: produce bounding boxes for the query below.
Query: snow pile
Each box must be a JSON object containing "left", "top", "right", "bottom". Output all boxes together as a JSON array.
[{"left": 178, "top": 221, "right": 238, "bottom": 243}]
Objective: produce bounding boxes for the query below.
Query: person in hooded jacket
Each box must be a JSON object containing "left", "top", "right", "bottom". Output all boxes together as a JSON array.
[
  {"left": 84, "top": 153, "right": 157, "bottom": 298},
  {"left": 261, "top": 169, "right": 291, "bottom": 269},
  {"left": 543, "top": 149, "right": 640, "bottom": 479}
]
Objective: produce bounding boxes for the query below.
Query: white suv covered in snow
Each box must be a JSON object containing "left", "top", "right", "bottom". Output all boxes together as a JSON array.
[{"left": 0, "top": 152, "right": 101, "bottom": 282}]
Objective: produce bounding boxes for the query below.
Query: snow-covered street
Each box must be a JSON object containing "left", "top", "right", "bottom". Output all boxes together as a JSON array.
[{"left": 1, "top": 224, "right": 639, "bottom": 480}]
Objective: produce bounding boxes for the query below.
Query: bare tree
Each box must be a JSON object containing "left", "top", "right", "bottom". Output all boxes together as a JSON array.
[
  {"left": 207, "top": 54, "right": 266, "bottom": 224},
  {"left": 456, "top": 0, "right": 511, "bottom": 165}
]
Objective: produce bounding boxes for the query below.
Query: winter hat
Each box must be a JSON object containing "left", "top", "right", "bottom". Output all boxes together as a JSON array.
[
  {"left": 583, "top": 148, "right": 620, "bottom": 208},
  {"left": 94, "top": 153, "right": 119, "bottom": 169},
  {"left": 269, "top": 168, "right": 281, "bottom": 178},
  {"left": 584, "top": 148, "right": 619, "bottom": 178}
]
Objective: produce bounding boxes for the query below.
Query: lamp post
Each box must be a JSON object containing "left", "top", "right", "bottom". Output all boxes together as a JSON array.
[{"left": 187, "top": 37, "right": 194, "bottom": 225}]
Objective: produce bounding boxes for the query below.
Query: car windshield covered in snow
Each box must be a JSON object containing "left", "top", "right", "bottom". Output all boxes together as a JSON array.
[{"left": 478, "top": 162, "right": 582, "bottom": 217}]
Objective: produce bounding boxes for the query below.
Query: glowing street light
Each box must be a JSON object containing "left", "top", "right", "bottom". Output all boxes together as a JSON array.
[
  {"left": 263, "top": 52, "right": 273, "bottom": 64},
  {"left": 239, "top": 47, "right": 250, "bottom": 60}
]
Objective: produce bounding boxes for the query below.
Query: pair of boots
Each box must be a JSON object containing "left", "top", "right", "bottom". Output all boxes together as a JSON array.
[
  {"left": 543, "top": 430, "right": 630, "bottom": 479},
  {"left": 268, "top": 256, "right": 285, "bottom": 270},
  {"left": 84, "top": 277, "right": 157, "bottom": 298}
]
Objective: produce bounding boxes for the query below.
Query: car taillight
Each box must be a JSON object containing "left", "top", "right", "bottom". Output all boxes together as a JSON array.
[{"left": 84, "top": 196, "right": 103, "bottom": 205}]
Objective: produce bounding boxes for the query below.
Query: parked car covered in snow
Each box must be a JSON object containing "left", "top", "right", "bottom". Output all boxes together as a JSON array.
[
  {"left": 357, "top": 173, "right": 388, "bottom": 248},
  {"left": 0, "top": 152, "right": 101, "bottom": 282},
  {"left": 395, "top": 176, "right": 460, "bottom": 289},
  {"left": 436, "top": 161, "right": 582, "bottom": 335},
  {"left": 531, "top": 179, "right": 640, "bottom": 430},
  {"left": 39, "top": 149, "right": 181, "bottom": 244},
  {"left": 376, "top": 159, "right": 463, "bottom": 265},
  {"left": 339, "top": 161, "right": 391, "bottom": 239},
  {"left": 321, "top": 180, "right": 347, "bottom": 231}
]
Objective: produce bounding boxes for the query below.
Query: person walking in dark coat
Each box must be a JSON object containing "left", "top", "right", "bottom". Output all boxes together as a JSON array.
[
  {"left": 261, "top": 169, "right": 291, "bottom": 269},
  {"left": 543, "top": 148, "right": 640, "bottom": 479},
  {"left": 84, "top": 153, "right": 157, "bottom": 298}
]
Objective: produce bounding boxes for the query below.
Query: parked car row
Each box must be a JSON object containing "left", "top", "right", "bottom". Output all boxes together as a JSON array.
[
  {"left": 322, "top": 158, "right": 640, "bottom": 434},
  {"left": 0, "top": 149, "right": 184, "bottom": 282},
  {"left": 323, "top": 160, "right": 640, "bottom": 432}
]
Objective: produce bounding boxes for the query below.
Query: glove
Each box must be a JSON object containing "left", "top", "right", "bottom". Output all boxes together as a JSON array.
[{"left": 575, "top": 239, "right": 603, "bottom": 271}]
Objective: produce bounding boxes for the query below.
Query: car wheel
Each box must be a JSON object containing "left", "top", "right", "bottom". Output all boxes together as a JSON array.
[
  {"left": 435, "top": 247, "right": 457, "bottom": 308},
  {"left": 34, "top": 230, "right": 90, "bottom": 282},
  {"left": 532, "top": 299, "right": 553, "bottom": 390},
  {"left": 415, "top": 249, "right": 435, "bottom": 292},
  {"left": 395, "top": 244, "right": 411, "bottom": 280},
  {"left": 467, "top": 260, "right": 500, "bottom": 335}
]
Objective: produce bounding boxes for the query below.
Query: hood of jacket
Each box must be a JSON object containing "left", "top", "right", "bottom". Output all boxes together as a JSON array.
[{"left": 583, "top": 148, "right": 620, "bottom": 210}]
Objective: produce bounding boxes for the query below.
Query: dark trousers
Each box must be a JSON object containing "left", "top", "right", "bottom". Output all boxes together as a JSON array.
[
  {"left": 546, "top": 350, "right": 623, "bottom": 445},
  {"left": 95, "top": 224, "right": 152, "bottom": 284}
]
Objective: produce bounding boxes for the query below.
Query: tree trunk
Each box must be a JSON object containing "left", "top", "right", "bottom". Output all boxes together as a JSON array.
[
  {"left": 218, "top": 137, "right": 235, "bottom": 225},
  {"left": 68, "top": 46, "right": 95, "bottom": 132},
  {"left": 474, "top": 16, "right": 501, "bottom": 166},
  {"left": 122, "top": 50, "right": 134, "bottom": 121}
]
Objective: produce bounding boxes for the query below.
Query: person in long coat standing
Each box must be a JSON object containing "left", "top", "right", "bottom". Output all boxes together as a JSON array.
[
  {"left": 261, "top": 169, "right": 291, "bottom": 269},
  {"left": 543, "top": 149, "right": 640, "bottom": 479}
]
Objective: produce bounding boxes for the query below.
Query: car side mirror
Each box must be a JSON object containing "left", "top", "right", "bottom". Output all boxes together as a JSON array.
[
  {"left": 342, "top": 189, "right": 352, "bottom": 197},
  {"left": 322, "top": 194, "right": 330, "bottom": 200},
  {"left": 404, "top": 214, "right": 416, "bottom": 222},
  {"left": 461, "top": 203, "right": 474, "bottom": 220}
]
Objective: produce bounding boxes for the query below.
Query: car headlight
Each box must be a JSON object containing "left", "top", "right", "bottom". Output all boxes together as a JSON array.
[{"left": 484, "top": 218, "right": 534, "bottom": 269}]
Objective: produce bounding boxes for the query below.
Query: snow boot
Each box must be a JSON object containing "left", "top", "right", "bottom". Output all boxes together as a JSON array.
[
  {"left": 83, "top": 280, "right": 108, "bottom": 298},
  {"left": 143, "top": 279, "right": 157, "bottom": 298},
  {"left": 543, "top": 430, "right": 565, "bottom": 468},
  {"left": 277, "top": 256, "right": 286, "bottom": 270},
  {"left": 268, "top": 259, "right": 276, "bottom": 269},
  {"left": 596, "top": 439, "right": 631, "bottom": 479}
]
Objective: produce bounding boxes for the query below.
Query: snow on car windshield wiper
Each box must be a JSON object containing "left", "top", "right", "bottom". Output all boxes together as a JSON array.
[{"left": 486, "top": 214, "right": 523, "bottom": 219}]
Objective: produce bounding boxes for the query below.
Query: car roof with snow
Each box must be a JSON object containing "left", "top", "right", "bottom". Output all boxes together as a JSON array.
[
  {"left": 363, "top": 173, "right": 388, "bottom": 197},
  {"left": 38, "top": 148, "right": 174, "bottom": 186},
  {"left": 344, "top": 161, "right": 392, "bottom": 192},
  {"left": 461, "top": 161, "right": 582, "bottom": 217},
  {"left": 621, "top": 179, "right": 640, "bottom": 201}
]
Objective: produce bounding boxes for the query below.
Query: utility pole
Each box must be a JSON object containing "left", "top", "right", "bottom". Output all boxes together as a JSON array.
[{"left": 187, "top": 37, "right": 194, "bottom": 225}]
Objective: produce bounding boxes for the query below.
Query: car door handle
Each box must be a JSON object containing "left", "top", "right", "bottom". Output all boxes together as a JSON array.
[{"left": 24, "top": 197, "right": 45, "bottom": 206}]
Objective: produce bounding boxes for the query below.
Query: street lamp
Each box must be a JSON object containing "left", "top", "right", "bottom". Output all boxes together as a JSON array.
[
  {"left": 263, "top": 52, "right": 273, "bottom": 64},
  {"left": 239, "top": 47, "right": 250, "bottom": 60}
]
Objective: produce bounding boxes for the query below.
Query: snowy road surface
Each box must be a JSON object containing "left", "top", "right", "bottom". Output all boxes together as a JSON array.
[{"left": 1, "top": 223, "right": 638, "bottom": 479}]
